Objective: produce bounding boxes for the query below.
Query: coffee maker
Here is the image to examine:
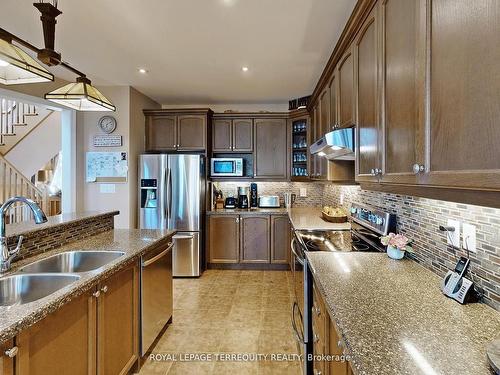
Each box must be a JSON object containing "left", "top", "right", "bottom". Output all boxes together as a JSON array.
[{"left": 237, "top": 186, "right": 249, "bottom": 209}]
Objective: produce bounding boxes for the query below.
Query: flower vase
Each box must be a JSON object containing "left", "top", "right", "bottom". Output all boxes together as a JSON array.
[{"left": 387, "top": 245, "right": 405, "bottom": 260}]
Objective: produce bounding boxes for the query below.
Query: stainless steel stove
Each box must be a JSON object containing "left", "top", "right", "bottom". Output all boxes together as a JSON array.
[{"left": 290, "top": 202, "right": 396, "bottom": 374}]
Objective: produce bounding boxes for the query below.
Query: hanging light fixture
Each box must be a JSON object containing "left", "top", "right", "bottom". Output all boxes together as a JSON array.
[
  {"left": 45, "top": 76, "right": 115, "bottom": 111},
  {"left": 0, "top": 32, "right": 53, "bottom": 85},
  {"left": 0, "top": 0, "right": 115, "bottom": 111}
]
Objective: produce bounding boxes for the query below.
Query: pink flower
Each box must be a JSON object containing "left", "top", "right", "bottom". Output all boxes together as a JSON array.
[{"left": 380, "top": 233, "right": 410, "bottom": 250}]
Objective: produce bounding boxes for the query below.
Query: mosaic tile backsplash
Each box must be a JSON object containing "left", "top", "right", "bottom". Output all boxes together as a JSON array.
[
  {"left": 323, "top": 184, "right": 500, "bottom": 311},
  {"left": 218, "top": 181, "right": 499, "bottom": 310}
]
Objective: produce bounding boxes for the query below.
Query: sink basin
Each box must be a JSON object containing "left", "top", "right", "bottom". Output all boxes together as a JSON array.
[
  {"left": 19, "top": 251, "right": 125, "bottom": 274},
  {"left": 0, "top": 274, "right": 80, "bottom": 306}
]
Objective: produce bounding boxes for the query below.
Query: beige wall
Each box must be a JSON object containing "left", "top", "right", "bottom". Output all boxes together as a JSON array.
[
  {"left": 129, "top": 87, "right": 161, "bottom": 228},
  {"left": 76, "top": 86, "right": 160, "bottom": 229}
]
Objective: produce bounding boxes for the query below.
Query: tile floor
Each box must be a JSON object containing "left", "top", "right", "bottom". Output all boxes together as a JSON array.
[{"left": 137, "top": 269, "right": 302, "bottom": 375}]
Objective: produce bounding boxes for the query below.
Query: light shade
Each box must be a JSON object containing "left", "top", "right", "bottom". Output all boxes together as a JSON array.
[
  {"left": 45, "top": 77, "right": 116, "bottom": 111},
  {"left": 0, "top": 39, "right": 54, "bottom": 85}
]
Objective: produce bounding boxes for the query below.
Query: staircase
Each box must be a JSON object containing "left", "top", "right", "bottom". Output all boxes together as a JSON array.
[{"left": 0, "top": 97, "right": 48, "bottom": 224}]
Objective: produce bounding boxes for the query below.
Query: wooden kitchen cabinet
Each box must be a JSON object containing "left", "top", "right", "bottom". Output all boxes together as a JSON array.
[
  {"left": 0, "top": 340, "right": 14, "bottom": 375},
  {"left": 16, "top": 290, "right": 96, "bottom": 375},
  {"left": 144, "top": 109, "right": 211, "bottom": 152},
  {"left": 329, "top": 73, "right": 338, "bottom": 129},
  {"left": 97, "top": 263, "right": 138, "bottom": 375},
  {"left": 319, "top": 88, "right": 330, "bottom": 136},
  {"left": 270, "top": 215, "right": 290, "bottom": 264},
  {"left": 355, "top": 7, "right": 379, "bottom": 181},
  {"left": 209, "top": 215, "right": 240, "bottom": 263},
  {"left": 240, "top": 215, "right": 270, "bottom": 263},
  {"left": 146, "top": 115, "right": 177, "bottom": 151},
  {"left": 254, "top": 118, "right": 288, "bottom": 179},
  {"left": 177, "top": 115, "right": 207, "bottom": 150},
  {"left": 338, "top": 47, "right": 355, "bottom": 128},
  {"left": 380, "top": 0, "right": 425, "bottom": 185},
  {"left": 212, "top": 118, "right": 253, "bottom": 152},
  {"left": 421, "top": 0, "right": 500, "bottom": 190}
]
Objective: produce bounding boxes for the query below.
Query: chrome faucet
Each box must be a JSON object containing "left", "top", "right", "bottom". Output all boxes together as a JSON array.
[{"left": 0, "top": 197, "right": 47, "bottom": 273}]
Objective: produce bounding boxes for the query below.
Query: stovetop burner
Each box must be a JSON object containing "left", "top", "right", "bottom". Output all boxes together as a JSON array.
[{"left": 296, "top": 230, "right": 378, "bottom": 253}]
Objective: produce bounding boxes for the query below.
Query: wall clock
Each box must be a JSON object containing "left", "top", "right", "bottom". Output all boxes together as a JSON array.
[{"left": 97, "top": 115, "right": 117, "bottom": 134}]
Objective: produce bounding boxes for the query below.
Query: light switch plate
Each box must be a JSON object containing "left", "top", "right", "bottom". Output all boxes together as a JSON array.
[
  {"left": 299, "top": 188, "right": 307, "bottom": 197},
  {"left": 462, "top": 223, "right": 477, "bottom": 253},
  {"left": 99, "top": 184, "right": 116, "bottom": 194},
  {"left": 446, "top": 219, "right": 460, "bottom": 248}
]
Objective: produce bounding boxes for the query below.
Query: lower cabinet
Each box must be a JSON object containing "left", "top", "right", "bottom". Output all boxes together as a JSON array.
[
  {"left": 208, "top": 214, "right": 290, "bottom": 266},
  {"left": 312, "top": 279, "right": 353, "bottom": 375},
  {"left": 15, "top": 262, "right": 139, "bottom": 375},
  {"left": 0, "top": 340, "right": 14, "bottom": 375}
]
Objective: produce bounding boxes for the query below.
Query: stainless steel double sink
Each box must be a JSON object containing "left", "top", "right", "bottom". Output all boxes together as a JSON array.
[{"left": 0, "top": 251, "right": 124, "bottom": 307}]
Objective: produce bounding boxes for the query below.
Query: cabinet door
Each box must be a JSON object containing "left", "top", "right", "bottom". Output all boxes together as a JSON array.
[
  {"left": 311, "top": 104, "right": 320, "bottom": 179},
  {"left": 17, "top": 291, "right": 96, "bottom": 375},
  {"left": 254, "top": 119, "right": 288, "bottom": 179},
  {"left": 98, "top": 263, "right": 138, "bottom": 375},
  {"left": 209, "top": 215, "right": 239, "bottom": 263},
  {"left": 381, "top": 0, "right": 425, "bottom": 184},
  {"left": 329, "top": 73, "right": 338, "bottom": 129},
  {"left": 0, "top": 340, "right": 14, "bottom": 375},
  {"left": 233, "top": 119, "right": 253, "bottom": 152},
  {"left": 240, "top": 215, "right": 270, "bottom": 263},
  {"left": 328, "top": 319, "right": 348, "bottom": 375},
  {"left": 355, "top": 9, "right": 379, "bottom": 180},
  {"left": 146, "top": 115, "right": 177, "bottom": 151},
  {"left": 422, "top": 0, "right": 500, "bottom": 190},
  {"left": 338, "top": 48, "right": 355, "bottom": 128},
  {"left": 177, "top": 115, "right": 206, "bottom": 150},
  {"left": 271, "top": 215, "right": 291, "bottom": 264},
  {"left": 319, "top": 88, "right": 330, "bottom": 136},
  {"left": 212, "top": 119, "right": 232, "bottom": 152}
]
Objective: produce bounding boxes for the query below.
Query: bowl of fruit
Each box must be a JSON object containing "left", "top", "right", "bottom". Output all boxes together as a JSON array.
[{"left": 321, "top": 206, "right": 348, "bottom": 223}]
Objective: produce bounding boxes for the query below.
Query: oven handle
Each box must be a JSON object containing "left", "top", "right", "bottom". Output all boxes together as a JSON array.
[
  {"left": 291, "top": 301, "right": 305, "bottom": 344},
  {"left": 290, "top": 238, "right": 304, "bottom": 266}
]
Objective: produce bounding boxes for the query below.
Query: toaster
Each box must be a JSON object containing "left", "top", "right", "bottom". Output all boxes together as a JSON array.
[{"left": 258, "top": 195, "right": 280, "bottom": 208}]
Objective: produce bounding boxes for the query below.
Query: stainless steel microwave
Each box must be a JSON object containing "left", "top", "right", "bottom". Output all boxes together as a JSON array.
[{"left": 210, "top": 158, "right": 243, "bottom": 177}]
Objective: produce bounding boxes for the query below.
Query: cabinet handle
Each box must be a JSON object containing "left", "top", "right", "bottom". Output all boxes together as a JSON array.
[
  {"left": 236, "top": 217, "right": 239, "bottom": 223},
  {"left": 313, "top": 333, "right": 319, "bottom": 343},
  {"left": 101, "top": 285, "right": 108, "bottom": 294},
  {"left": 4, "top": 346, "right": 18, "bottom": 358},
  {"left": 314, "top": 369, "right": 322, "bottom": 375},
  {"left": 412, "top": 163, "right": 425, "bottom": 174},
  {"left": 312, "top": 304, "right": 320, "bottom": 316},
  {"left": 92, "top": 290, "right": 101, "bottom": 298},
  {"left": 337, "top": 339, "right": 343, "bottom": 348}
]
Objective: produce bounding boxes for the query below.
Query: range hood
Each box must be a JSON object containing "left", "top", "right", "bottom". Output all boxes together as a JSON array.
[{"left": 310, "top": 127, "right": 355, "bottom": 160}]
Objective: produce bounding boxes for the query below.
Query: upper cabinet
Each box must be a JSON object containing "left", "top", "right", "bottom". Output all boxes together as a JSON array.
[
  {"left": 212, "top": 118, "right": 253, "bottom": 152},
  {"left": 355, "top": 7, "right": 380, "bottom": 180},
  {"left": 329, "top": 73, "right": 338, "bottom": 130},
  {"left": 338, "top": 47, "right": 355, "bottom": 128},
  {"left": 254, "top": 118, "right": 289, "bottom": 179},
  {"left": 144, "top": 109, "right": 212, "bottom": 152},
  {"left": 422, "top": 0, "right": 500, "bottom": 190},
  {"left": 380, "top": 0, "right": 425, "bottom": 184}
]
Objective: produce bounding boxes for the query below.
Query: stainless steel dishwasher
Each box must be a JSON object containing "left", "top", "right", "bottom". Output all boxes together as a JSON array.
[{"left": 140, "top": 241, "right": 173, "bottom": 356}]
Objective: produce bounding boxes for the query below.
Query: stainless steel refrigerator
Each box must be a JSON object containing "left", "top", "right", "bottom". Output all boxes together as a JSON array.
[{"left": 139, "top": 154, "right": 205, "bottom": 277}]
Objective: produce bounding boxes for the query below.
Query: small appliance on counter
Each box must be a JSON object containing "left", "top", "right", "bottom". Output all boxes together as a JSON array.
[
  {"left": 224, "top": 196, "right": 237, "bottom": 209},
  {"left": 258, "top": 195, "right": 280, "bottom": 208},
  {"left": 237, "top": 186, "right": 249, "bottom": 209},
  {"left": 283, "top": 192, "right": 296, "bottom": 208},
  {"left": 250, "top": 183, "right": 258, "bottom": 209}
]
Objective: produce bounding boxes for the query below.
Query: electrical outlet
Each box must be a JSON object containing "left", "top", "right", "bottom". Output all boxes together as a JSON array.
[
  {"left": 462, "top": 223, "right": 477, "bottom": 253},
  {"left": 446, "top": 219, "right": 460, "bottom": 248},
  {"left": 299, "top": 188, "right": 307, "bottom": 197}
]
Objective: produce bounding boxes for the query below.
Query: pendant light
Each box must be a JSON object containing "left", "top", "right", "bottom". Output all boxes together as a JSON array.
[
  {"left": 0, "top": 35, "right": 53, "bottom": 85},
  {"left": 45, "top": 76, "right": 116, "bottom": 111}
]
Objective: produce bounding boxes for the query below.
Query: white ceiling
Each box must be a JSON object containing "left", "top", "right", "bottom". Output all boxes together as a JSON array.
[{"left": 1, "top": 0, "right": 356, "bottom": 105}]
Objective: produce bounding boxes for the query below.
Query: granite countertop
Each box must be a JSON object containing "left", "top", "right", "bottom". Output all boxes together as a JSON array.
[
  {"left": 306, "top": 252, "right": 500, "bottom": 375},
  {"left": 5, "top": 210, "right": 119, "bottom": 237},
  {"left": 288, "top": 207, "right": 351, "bottom": 230},
  {"left": 207, "top": 208, "right": 288, "bottom": 215},
  {"left": 0, "top": 228, "right": 175, "bottom": 344},
  {"left": 487, "top": 339, "right": 500, "bottom": 374}
]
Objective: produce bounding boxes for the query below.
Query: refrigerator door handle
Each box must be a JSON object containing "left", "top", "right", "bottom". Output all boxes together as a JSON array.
[
  {"left": 167, "top": 167, "right": 173, "bottom": 223},
  {"left": 173, "top": 234, "right": 194, "bottom": 240}
]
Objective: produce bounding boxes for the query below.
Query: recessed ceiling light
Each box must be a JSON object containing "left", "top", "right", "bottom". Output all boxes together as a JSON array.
[
  {"left": 241, "top": 66, "right": 249, "bottom": 72},
  {"left": 138, "top": 68, "right": 148, "bottom": 74}
]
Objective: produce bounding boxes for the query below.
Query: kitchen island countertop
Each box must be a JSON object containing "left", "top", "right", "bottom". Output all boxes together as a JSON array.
[
  {"left": 306, "top": 251, "right": 500, "bottom": 375},
  {"left": 0, "top": 228, "right": 175, "bottom": 344}
]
